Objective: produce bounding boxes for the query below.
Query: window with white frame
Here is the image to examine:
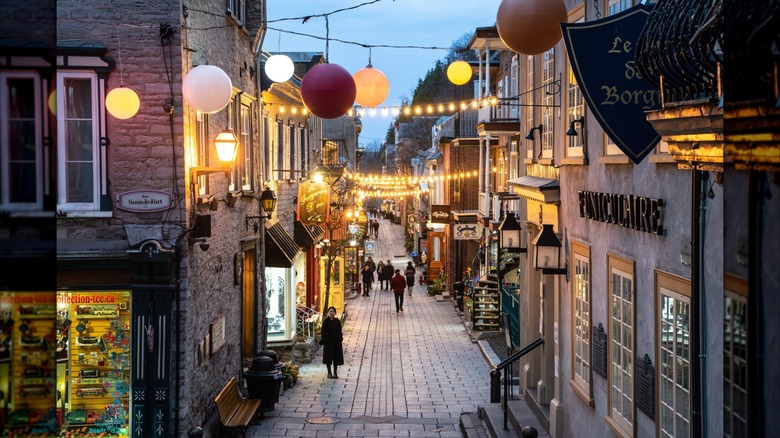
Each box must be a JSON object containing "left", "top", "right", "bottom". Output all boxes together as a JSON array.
[
  {"left": 288, "top": 122, "right": 295, "bottom": 180},
  {"left": 297, "top": 123, "right": 306, "bottom": 178},
  {"left": 57, "top": 71, "right": 102, "bottom": 211},
  {"left": 571, "top": 242, "right": 592, "bottom": 401},
  {"left": 656, "top": 271, "right": 691, "bottom": 438},
  {"left": 724, "top": 277, "right": 748, "bottom": 438},
  {"left": 276, "top": 117, "right": 283, "bottom": 180},
  {"left": 541, "top": 48, "right": 555, "bottom": 159},
  {"left": 237, "top": 100, "right": 252, "bottom": 190},
  {"left": 262, "top": 112, "right": 270, "bottom": 182},
  {"left": 566, "top": 14, "right": 585, "bottom": 158},
  {"left": 196, "top": 113, "right": 209, "bottom": 195},
  {"left": 606, "top": 254, "right": 634, "bottom": 437},
  {"left": 525, "top": 56, "right": 535, "bottom": 160},
  {"left": 1, "top": 71, "right": 43, "bottom": 210},
  {"left": 226, "top": 0, "right": 245, "bottom": 25}
]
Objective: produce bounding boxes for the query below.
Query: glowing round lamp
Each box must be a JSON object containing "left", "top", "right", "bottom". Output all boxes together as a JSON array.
[
  {"left": 353, "top": 66, "right": 389, "bottom": 107},
  {"left": 182, "top": 65, "right": 232, "bottom": 114},
  {"left": 265, "top": 54, "right": 294, "bottom": 83},
  {"left": 105, "top": 87, "right": 140, "bottom": 119},
  {"left": 496, "top": 0, "right": 567, "bottom": 55},
  {"left": 48, "top": 90, "right": 57, "bottom": 115},
  {"left": 213, "top": 129, "right": 239, "bottom": 163},
  {"left": 447, "top": 61, "right": 472, "bottom": 85},
  {"left": 300, "top": 63, "right": 356, "bottom": 119}
]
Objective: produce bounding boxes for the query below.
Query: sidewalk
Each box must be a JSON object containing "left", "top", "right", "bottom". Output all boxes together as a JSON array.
[{"left": 245, "top": 217, "right": 492, "bottom": 437}]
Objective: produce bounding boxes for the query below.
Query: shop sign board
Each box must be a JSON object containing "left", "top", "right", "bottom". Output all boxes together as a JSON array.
[
  {"left": 454, "top": 223, "right": 482, "bottom": 240},
  {"left": 115, "top": 190, "right": 173, "bottom": 212},
  {"left": 431, "top": 204, "right": 451, "bottom": 224},
  {"left": 210, "top": 314, "right": 226, "bottom": 355},
  {"left": 562, "top": 4, "right": 660, "bottom": 164},
  {"left": 298, "top": 180, "right": 330, "bottom": 225}
]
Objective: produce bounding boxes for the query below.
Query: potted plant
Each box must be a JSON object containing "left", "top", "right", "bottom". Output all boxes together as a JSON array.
[{"left": 281, "top": 363, "right": 299, "bottom": 388}]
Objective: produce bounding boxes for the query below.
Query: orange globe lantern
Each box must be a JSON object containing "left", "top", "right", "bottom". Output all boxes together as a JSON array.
[
  {"left": 447, "top": 61, "right": 472, "bottom": 85},
  {"left": 496, "top": 0, "right": 567, "bottom": 55},
  {"left": 105, "top": 86, "right": 140, "bottom": 119},
  {"left": 353, "top": 66, "right": 389, "bottom": 108},
  {"left": 301, "top": 63, "right": 356, "bottom": 119}
]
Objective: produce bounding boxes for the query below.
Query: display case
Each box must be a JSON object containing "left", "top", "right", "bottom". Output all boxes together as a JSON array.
[
  {"left": 57, "top": 292, "right": 131, "bottom": 437},
  {"left": 472, "top": 275, "right": 500, "bottom": 331},
  {"left": 0, "top": 292, "right": 57, "bottom": 437}
]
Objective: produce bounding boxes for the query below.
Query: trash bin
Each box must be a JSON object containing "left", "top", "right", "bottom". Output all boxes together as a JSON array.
[
  {"left": 257, "top": 350, "right": 286, "bottom": 401},
  {"left": 453, "top": 281, "right": 465, "bottom": 311},
  {"left": 244, "top": 356, "right": 282, "bottom": 412}
]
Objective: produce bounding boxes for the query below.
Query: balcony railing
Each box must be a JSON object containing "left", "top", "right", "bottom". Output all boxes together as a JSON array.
[
  {"left": 477, "top": 97, "right": 520, "bottom": 124},
  {"left": 479, "top": 192, "right": 491, "bottom": 217}
]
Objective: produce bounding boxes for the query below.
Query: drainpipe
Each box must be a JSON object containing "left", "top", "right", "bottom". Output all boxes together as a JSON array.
[
  {"left": 174, "top": 245, "right": 183, "bottom": 438},
  {"left": 748, "top": 170, "right": 765, "bottom": 437},
  {"left": 697, "top": 171, "right": 710, "bottom": 437},
  {"left": 690, "top": 169, "right": 702, "bottom": 438}
]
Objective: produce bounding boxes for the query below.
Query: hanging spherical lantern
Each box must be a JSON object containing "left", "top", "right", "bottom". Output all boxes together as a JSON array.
[
  {"left": 300, "top": 63, "right": 356, "bottom": 119},
  {"left": 265, "top": 54, "right": 294, "bottom": 83},
  {"left": 353, "top": 66, "right": 389, "bottom": 107},
  {"left": 105, "top": 86, "right": 140, "bottom": 119},
  {"left": 496, "top": 0, "right": 567, "bottom": 56},
  {"left": 48, "top": 89, "right": 56, "bottom": 115},
  {"left": 182, "top": 65, "right": 232, "bottom": 114},
  {"left": 447, "top": 61, "right": 472, "bottom": 85}
]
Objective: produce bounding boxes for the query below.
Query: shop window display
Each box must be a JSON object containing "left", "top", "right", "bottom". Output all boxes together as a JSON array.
[
  {"left": 0, "top": 292, "right": 57, "bottom": 437},
  {"left": 57, "top": 292, "right": 131, "bottom": 437}
]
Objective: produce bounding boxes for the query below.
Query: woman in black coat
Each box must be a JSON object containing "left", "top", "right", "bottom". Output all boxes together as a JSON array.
[{"left": 320, "top": 306, "right": 344, "bottom": 378}]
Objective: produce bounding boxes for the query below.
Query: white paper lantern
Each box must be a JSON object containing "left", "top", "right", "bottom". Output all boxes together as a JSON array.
[
  {"left": 105, "top": 87, "right": 140, "bottom": 119},
  {"left": 265, "top": 54, "right": 294, "bottom": 83},
  {"left": 182, "top": 65, "right": 232, "bottom": 114}
]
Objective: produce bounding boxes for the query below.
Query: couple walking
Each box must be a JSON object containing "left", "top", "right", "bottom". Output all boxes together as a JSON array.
[{"left": 389, "top": 262, "right": 417, "bottom": 312}]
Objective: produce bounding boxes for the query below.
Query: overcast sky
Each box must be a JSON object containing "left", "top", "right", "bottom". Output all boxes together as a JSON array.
[{"left": 265, "top": 0, "right": 501, "bottom": 147}]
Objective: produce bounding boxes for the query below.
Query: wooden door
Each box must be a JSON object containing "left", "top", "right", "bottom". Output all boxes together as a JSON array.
[
  {"left": 427, "top": 231, "right": 446, "bottom": 280},
  {"left": 319, "top": 256, "right": 345, "bottom": 313}
]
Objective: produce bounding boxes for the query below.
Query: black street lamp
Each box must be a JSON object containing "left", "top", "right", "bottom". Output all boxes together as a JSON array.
[{"left": 532, "top": 224, "right": 567, "bottom": 275}]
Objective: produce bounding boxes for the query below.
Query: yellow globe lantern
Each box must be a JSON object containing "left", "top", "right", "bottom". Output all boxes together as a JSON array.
[
  {"left": 446, "top": 60, "right": 472, "bottom": 86},
  {"left": 352, "top": 66, "right": 390, "bottom": 108},
  {"left": 105, "top": 87, "right": 140, "bottom": 119}
]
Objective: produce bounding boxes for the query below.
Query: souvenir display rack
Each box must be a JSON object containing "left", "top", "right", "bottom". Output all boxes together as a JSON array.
[
  {"left": 1, "top": 292, "right": 57, "bottom": 437},
  {"left": 57, "top": 292, "right": 131, "bottom": 438}
]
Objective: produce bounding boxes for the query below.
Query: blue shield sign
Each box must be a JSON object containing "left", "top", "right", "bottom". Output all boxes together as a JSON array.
[{"left": 562, "top": 4, "right": 660, "bottom": 164}]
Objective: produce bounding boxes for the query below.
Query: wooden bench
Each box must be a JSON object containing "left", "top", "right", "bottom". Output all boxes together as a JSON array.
[{"left": 214, "top": 376, "right": 262, "bottom": 438}]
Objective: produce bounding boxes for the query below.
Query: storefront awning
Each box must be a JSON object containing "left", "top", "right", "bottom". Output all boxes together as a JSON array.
[
  {"left": 293, "top": 220, "right": 325, "bottom": 248},
  {"left": 265, "top": 220, "right": 299, "bottom": 268},
  {"left": 507, "top": 176, "right": 560, "bottom": 204}
]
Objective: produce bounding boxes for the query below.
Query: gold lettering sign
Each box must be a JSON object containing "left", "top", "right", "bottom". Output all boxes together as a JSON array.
[{"left": 298, "top": 180, "right": 330, "bottom": 225}]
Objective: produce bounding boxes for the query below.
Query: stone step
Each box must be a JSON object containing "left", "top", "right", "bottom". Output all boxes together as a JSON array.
[{"left": 479, "top": 400, "right": 550, "bottom": 438}]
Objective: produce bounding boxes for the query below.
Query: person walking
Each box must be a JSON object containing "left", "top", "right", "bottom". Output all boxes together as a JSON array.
[
  {"left": 361, "top": 265, "right": 374, "bottom": 297},
  {"left": 376, "top": 260, "right": 386, "bottom": 289},
  {"left": 404, "top": 261, "right": 416, "bottom": 296},
  {"left": 372, "top": 220, "right": 380, "bottom": 238},
  {"left": 391, "top": 269, "right": 406, "bottom": 312},
  {"left": 320, "top": 306, "right": 344, "bottom": 378},
  {"left": 382, "top": 260, "right": 394, "bottom": 290}
]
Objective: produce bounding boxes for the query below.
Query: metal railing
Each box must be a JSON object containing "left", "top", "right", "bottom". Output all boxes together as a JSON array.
[
  {"left": 296, "top": 306, "right": 322, "bottom": 339},
  {"left": 490, "top": 337, "right": 544, "bottom": 431}
]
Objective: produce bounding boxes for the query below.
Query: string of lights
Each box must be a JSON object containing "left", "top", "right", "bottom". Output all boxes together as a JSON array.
[
  {"left": 263, "top": 96, "right": 499, "bottom": 117},
  {"left": 345, "top": 170, "right": 481, "bottom": 187}
]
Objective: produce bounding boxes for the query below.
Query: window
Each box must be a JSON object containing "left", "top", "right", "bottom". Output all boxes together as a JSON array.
[
  {"left": 724, "top": 275, "right": 748, "bottom": 438},
  {"left": 276, "top": 117, "right": 283, "bottom": 180},
  {"left": 195, "top": 113, "right": 209, "bottom": 195},
  {"left": 226, "top": 0, "right": 245, "bottom": 25},
  {"left": 288, "top": 122, "right": 295, "bottom": 180},
  {"left": 1, "top": 71, "right": 43, "bottom": 211},
  {"left": 655, "top": 270, "right": 691, "bottom": 438},
  {"left": 525, "top": 56, "right": 535, "bottom": 161},
  {"left": 298, "top": 124, "right": 306, "bottom": 178},
  {"left": 237, "top": 101, "right": 252, "bottom": 190},
  {"left": 608, "top": 0, "right": 632, "bottom": 15},
  {"left": 541, "top": 48, "right": 555, "bottom": 159},
  {"left": 566, "top": 12, "right": 585, "bottom": 159},
  {"left": 570, "top": 241, "right": 592, "bottom": 403},
  {"left": 606, "top": 254, "right": 634, "bottom": 437},
  {"left": 57, "top": 71, "right": 103, "bottom": 212},
  {"left": 262, "top": 113, "right": 270, "bottom": 181}
]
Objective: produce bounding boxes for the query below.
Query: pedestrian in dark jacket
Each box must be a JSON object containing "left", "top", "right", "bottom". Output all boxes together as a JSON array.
[
  {"left": 372, "top": 220, "right": 380, "bottom": 238},
  {"left": 320, "top": 306, "right": 344, "bottom": 378},
  {"left": 405, "top": 261, "right": 416, "bottom": 296},
  {"left": 381, "top": 260, "right": 394, "bottom": 290},
  {"left": 361, "top": 265, "right": 374, "bottom": 296},
  {"left": 390, "top": 269, "right": 407, "bottom": 312},
  {"left": 376, "top": 260, "right": 386, "bottom": 288}
]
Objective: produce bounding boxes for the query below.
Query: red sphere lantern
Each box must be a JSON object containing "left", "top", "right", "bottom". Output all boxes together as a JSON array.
[
  {"left": 301, "top": 63, "right": 357, "bottom": 119},
  {"left": 496, "top": 0, "right": 567, "bottom": 56},
  {"left": 353, "top": 66, "right": 389, "bottom": 108}
]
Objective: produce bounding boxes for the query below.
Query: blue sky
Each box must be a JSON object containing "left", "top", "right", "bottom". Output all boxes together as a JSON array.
[{"left": 265, "top": 0, "right": 501, "bottom": 147}]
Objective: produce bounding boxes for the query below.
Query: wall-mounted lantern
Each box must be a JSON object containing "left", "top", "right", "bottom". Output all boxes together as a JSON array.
[
  {"left": 532, "top": 224, "right": 567, "bottom": 275},
  {"left": 498, "top": 212, "right": 526, "bottom": 253}
]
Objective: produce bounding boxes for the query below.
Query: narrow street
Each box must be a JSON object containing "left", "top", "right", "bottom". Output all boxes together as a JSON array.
[{"left": 247, "top": 217, "right": 492, "bottom": 437}]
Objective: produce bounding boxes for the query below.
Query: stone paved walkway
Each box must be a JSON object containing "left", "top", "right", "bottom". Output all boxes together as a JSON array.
[{"left": 245, "top": 217, "right": 492, "bottom": 437}]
